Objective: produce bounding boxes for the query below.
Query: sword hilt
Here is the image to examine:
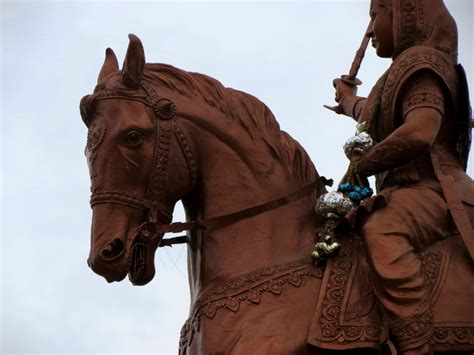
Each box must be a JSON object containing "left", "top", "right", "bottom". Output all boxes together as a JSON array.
[{"left": 340, "top": 74, "right": 362, "bottom": 87}]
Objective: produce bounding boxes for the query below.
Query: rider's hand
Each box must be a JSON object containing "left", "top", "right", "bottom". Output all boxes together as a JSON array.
[{"left": 333, "top": 78, "right": 358, "bottom": 103}]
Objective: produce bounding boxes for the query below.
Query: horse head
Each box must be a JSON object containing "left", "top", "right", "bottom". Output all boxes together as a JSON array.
[
  {"left": 81, "top": 34, "right": 323, "bottom": 294},
  {"left": 81, "top": 35, "right": 197, "bottom": 285}
]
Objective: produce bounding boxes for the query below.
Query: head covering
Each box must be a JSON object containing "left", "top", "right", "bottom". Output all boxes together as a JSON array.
[{"left": 391, "top": 0, "right": 458, "bottom": 61}]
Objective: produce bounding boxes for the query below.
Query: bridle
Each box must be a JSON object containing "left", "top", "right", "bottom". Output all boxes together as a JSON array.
[
  {"left": 82, "top": 80, "right": 198, "bottom": 242},
  {"left": 81, "top": 80, "right": 327, "bottom": 248}
]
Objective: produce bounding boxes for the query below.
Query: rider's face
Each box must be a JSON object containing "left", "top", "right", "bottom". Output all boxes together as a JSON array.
[{"left": 368, "top": 2, "right": 394, "bottom": 58}]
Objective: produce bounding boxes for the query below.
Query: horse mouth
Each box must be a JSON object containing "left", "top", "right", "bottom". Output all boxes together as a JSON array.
[
  {"left": 127, "top": 234, "right": 162, "bottom": 285},
  {"left": 128, "top": 240, "right": 147, "bottom": 284}
]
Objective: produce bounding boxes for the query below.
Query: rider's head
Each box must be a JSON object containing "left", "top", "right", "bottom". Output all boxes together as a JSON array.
[
  {"left": 369, "top": 0, "right": 394, "bottom": 58},
  {"left": 369, "top": 0, "right": 458, "bottom": 62}
]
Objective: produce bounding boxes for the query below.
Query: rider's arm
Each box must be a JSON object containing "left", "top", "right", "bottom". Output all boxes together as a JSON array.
[
  {"left": 356, "top": 72, "right": 445, "bottom": 176},
  {"left": 339, "top": 95, "right": 367, "bottom": 121}
]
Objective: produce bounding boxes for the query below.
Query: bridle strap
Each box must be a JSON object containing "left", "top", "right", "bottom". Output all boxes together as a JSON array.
[
  {"left": 85, "top": 81, "right": 328, "bottom": 248},
  {"left": 90, "top": 192, "right": 146, "bottom": 210},
  {"left": 146, "top": 117, "right": 174, "bottom": 223},
  {"left": 153, "top": 178, "right": 322, "bottom": 237},
  {"left": 91, "top": 177, "right": 323, "bottom": 246},
  {"left": 173, "top": 125, "right": 198, "bottom": 187},
  {"left": 156, "top": 177, "right": 331, "bottom": 247}
]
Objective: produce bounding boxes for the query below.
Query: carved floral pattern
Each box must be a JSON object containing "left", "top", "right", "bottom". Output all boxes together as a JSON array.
[
  {"left": 87, "top": 121, "right": 106, "bottom": 156},
  {"left": 433, "top": 326, "right": 474, "bottom": 346},
  {"left": 312, "top": 235, "right": 474, "bottom": 351},
  {"left": 179, "top": 258, "right": 323, "bottom": 350},
  {"left": 87, "top": 121, "right": 107, "bottom": 193},
  {"left": 313, "top": 238, "right": 383, "bottom": 347},
  {"left": 402, "top": 92, "right": 444, "bottom": 117},
  {"left": 398, "top": 0, "right": 427, "bottom": 53}
]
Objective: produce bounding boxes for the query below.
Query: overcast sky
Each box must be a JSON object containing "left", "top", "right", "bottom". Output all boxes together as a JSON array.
[{"left": 1, "top": 1, "right": 472, "bottom": 354}]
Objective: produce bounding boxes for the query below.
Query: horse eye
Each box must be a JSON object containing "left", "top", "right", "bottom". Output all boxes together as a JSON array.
[{"left": 125, "top": 131, "right": 144, "bottom": 147}]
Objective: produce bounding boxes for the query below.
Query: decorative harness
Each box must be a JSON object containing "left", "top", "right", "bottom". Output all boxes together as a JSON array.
[{"left": 81, "top": 80, "right": 325, "bottom": 247}]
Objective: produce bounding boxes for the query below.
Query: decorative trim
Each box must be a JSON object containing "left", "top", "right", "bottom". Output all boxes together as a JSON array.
[
  {"left": 87, "top": 121, "right": 107, "bottom": 193},
  {"left": 402, "top": 92, "right": 444, "bottom": 117},
  {"left": 310, "top": 237, "right": 384, "bottom": 350},
  {"left": 433, "top": 326, "right": 474, "bottom": 347},
  {"left": 394, "top": 0, "right": 430, "bottom": 57},
  {"left": 399, "top": 0, "right": 419, "bottom": 52},
  {"left": 153, "top": 98, "right": 176, "bottom": 120},
  {"left": 380, "top": 249, "right": 444, "bottom": 351},
  {"left": 179, "top": 258, "right": 323, "bottom": 350},
  {"left": 86, "top": 120, "right": 106, "bottom": 156},
  {"left": 174, "top": 125, "right": 198, "bottom": 186},
  {"left": 309, "top": 236, "right": 472, "bottom": 352},
  {"left": 147, "top": 119, "right": 173, "bottom": 207},
  {"left": 390, "top": 303, "right": 434, "bottom": 350},
  {"left": 380, "top": 47, "right": 456, "bottom": 131}
]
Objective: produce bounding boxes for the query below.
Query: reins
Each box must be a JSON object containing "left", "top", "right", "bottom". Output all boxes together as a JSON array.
[{"left": 144, "top": 177, "right": 324, "bottom": 247}]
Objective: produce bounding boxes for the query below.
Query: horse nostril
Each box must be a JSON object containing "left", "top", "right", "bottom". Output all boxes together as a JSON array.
[{"left": 100, "top": 238, "right": 125, "bottom": 261}]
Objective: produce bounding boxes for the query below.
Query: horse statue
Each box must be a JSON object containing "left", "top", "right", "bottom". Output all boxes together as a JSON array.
[{"left": 80, "top": 35, "right": 474, "bottom": 354}]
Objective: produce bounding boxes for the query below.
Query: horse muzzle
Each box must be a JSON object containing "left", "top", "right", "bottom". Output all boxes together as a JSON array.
[{"left": 88, "top": 204, "right": 143, "bottom": 283}]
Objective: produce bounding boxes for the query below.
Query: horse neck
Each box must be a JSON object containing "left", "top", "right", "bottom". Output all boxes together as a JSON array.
[{"left": 181, "top": 117, "right": 319, "bottom": 299}]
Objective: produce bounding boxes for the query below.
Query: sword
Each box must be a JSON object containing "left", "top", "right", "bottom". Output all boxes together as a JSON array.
[{"left": 324, "top": 20, "right": 373, "bottom": 114}]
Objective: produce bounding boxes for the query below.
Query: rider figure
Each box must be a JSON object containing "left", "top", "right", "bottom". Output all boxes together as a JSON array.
[{"left": 333, "top": 0, "right": 473, "bottom": 353}]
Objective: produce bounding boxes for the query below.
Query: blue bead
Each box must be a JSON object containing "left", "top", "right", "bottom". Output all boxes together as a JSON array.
[
  {"left": 361, "top": 187, "right": 374, "bottom": 198},
  {"left": 338, "top": 182, "right": 352, "bottom": 192},
  {"left": 348, "top": 191, "right": 362, "bottom": 201},
  {"left": 353, "top": 186, "right": 362, "bottom": 193}
]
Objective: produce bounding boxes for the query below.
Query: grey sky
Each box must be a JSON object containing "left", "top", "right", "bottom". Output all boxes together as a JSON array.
[{"left": 2, "top": 1, "right": 473, "bottom": 354}]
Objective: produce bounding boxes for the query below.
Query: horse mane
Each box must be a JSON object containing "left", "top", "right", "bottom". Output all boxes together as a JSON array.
[{"left": 144, "top": 63, "right": 316, "bottom": 183}]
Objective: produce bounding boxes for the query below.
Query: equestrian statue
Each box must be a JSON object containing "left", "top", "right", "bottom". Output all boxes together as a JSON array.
[{"left": 80, "top": 0, "right": 473, "bottom": 353}]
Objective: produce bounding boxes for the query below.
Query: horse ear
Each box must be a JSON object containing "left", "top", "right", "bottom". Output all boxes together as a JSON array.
[
  {"left": 122, "top": 34, "right": 145, "bottom": 88},
  {"left": 98, "top": 48, "right": 119, "bottom": 85}
]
